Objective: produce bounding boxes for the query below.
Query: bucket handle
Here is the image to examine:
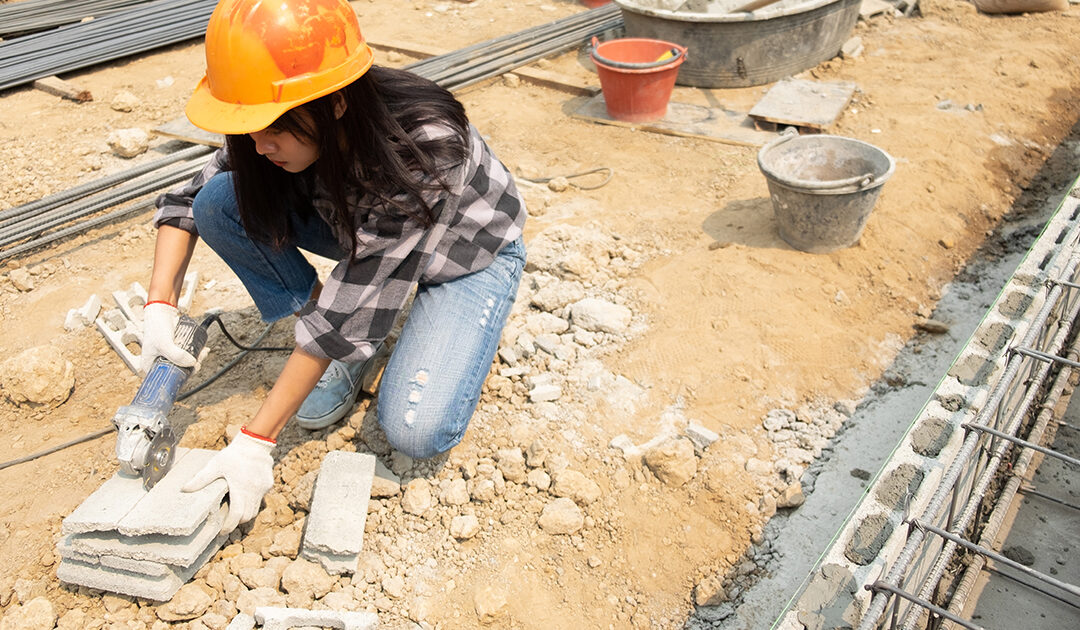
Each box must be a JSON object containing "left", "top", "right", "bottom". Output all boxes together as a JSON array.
[
  {"left": 760, "top": 134, "right": 880, "bottom": 190},
  {"left": 589, "top": 36, "right": 687, "bottom": 70}
]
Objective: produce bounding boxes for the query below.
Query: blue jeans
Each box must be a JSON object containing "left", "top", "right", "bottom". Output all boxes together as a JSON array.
[{"left": 192, "top": 172, "right": 525, "bottom": 458}]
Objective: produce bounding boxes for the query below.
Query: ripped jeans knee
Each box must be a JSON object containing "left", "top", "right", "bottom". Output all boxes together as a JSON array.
[{"left": 376, "top": 368, "right": 471, "bottom": 460}]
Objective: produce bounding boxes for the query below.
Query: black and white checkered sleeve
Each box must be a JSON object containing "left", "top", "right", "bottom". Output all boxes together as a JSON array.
[{"left": 152, "top": 147, "right": 229, "bottom": 234}]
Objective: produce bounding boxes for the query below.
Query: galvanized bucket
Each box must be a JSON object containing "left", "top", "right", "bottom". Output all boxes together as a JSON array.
[{"left": 757, "top": 134, "right": 895, "bottom": 253}]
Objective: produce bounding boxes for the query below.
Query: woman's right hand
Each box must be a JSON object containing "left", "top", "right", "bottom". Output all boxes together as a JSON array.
[{"left": 140, "top": 302, "right": 198, "bottom": 374}]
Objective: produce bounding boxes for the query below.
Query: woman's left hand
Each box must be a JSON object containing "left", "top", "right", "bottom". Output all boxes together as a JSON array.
[{"left": 182, "top": 431, "right": 275, "bottom": 534}]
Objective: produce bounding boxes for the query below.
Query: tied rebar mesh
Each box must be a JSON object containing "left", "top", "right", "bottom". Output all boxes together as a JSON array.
[{"left": 856, "top": 194, "right": 1080, "bottom": 629}]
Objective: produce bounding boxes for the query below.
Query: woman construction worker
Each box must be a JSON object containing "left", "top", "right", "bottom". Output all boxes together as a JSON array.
[{"left": 143, "top": 0, "right": 526, "bottom": 533}]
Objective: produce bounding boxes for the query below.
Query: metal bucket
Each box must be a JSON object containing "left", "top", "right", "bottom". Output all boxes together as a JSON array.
[{"left": 757, "top": 134, "right": 896, "bottom": 254}]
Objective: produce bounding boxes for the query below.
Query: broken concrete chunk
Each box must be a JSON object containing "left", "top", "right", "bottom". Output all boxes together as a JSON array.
[
  {"left": 569, "top": 297, "right": 631, "bottom": 334},
  {"left": 0, "top": 345, "right": 75, "bottom": 408},
  {"left": 644, "top": 437, "right": 698, "bottom": 486},
  {"left": 107, "top": 128, "right": 149, "bottom": 158},
  {"left": 65, "top": 294, "right": 102, "bottom": 331}
]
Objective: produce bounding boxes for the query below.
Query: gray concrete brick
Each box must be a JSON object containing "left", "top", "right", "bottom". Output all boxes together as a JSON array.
[
  {"left": 254, "top": 606, "right": 378, "bottom": 630},
  {"left": 59, "top": 504, "right": 227, "bottom": 567},
  {"left": 58, "top": 546, "right": 171, "bottom": 577},
  {"left": 300, "top": 548, "right": 359, "bottom": 576},
  {"left": 301, "top": 451, "right": 375, "bottom": 564},
  {"left": 117, "top": 449, "right": 228, "bottom": 537},
  {"left": 62, "top": 449, "right": 227, "bottom": 537},
  {"left": 56, "top": 532, "right": 227, "bottom": 602}
]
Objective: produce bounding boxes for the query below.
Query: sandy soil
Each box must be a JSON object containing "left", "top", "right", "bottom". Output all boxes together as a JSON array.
[{"left": 1, "top": 1, "right": 1079, "bottom": 628}]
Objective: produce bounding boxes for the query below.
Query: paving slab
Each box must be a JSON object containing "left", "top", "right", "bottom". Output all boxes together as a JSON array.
[
  {"left": 60, "top": 504, "right": 228, "bottom": 566},
  {"left": 254, "top": 606, "right": 378, "bottom": 630},
  {"left": 62, "top": 448, "right": 228, "bottom": 537},
  {"left": 300, "top": 451, "right": 375, "bottom": 575},
  {"left": 58, "top": 547, "right": 171, "bottom": 577},
  {"left": 57, "top": 532, "right": 227, "bottom": 602}
]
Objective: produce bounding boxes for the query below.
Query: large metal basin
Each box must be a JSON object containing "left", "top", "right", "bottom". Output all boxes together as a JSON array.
[{"left": 613, "top": 0, "right": 861, "bottom": 88}]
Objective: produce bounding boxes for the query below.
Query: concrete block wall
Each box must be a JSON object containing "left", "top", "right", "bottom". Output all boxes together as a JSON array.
[{"left": 778, "top": 191, "right": 1080, "bottom": 629}]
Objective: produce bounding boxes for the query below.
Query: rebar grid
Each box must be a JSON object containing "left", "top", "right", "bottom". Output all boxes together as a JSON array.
[{"left": 856, "top": 224, "right": 1080, "bottom": 629}]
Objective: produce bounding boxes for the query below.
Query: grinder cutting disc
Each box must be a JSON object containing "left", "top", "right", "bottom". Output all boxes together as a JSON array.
[{"left": 141, "top": 426, "right": 177, "bottom": 490}]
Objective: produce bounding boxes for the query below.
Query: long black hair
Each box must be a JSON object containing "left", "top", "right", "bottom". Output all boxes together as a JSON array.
[{"left": 224, "top": 66, "right": 470, "bottom": 256}]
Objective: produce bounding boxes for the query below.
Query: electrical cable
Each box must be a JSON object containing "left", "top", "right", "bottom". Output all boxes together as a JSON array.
[
  {"left": 0, "top": 316, "right": 290, "bottom": 472},
  {"left": 520, "top": 167, "right": 615, "bottom": 190}
]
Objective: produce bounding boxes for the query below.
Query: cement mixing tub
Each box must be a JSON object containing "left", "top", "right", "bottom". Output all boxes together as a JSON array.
[{"left": 613, "top": 0, "right": 861, "bottom": 88}]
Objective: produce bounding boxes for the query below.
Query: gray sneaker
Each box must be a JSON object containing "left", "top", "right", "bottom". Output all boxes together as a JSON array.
[{"left": 295, "top": 349, "right": 381, "bottom": 430}]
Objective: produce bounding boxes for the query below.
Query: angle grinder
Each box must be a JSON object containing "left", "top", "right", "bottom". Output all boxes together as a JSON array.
[{"left": 113, "top": 314, "right": 209, "bottom": 490}]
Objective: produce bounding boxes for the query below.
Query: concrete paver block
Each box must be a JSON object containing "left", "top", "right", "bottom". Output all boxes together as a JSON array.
[
  {"left": 178, "top": 271, "right": 198, "bottom": 312},
  {"left": 60, "top": 504, "right": 228, "bottom": 566},
  {"left": 95, "top": 308, "right": 141, "bottom": 375},
  {"left": 254, "top": 606, "right": 378, "bottom": 630},
  {"left": 112, "top": 282, "right": 148, "bottom": 326},
  {"left": 300, "top": 451, "right": 375, "bottom": 575},
  {"left": 57, "top": 532, "right": 227, "bottom": 602},
  {"left": 58, "top": 546, "right": 171, "bottom": 577},
  {"left": 117, "top": 449, "right": 228, "bottom": 537},
  {"left": 62, "top": 448, "right": 227, "bottom": 537}
]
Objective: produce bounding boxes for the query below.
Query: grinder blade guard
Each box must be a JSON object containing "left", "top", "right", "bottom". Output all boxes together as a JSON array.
[{"left": 113, "top": 314, "right": 208, "bottom": 490}]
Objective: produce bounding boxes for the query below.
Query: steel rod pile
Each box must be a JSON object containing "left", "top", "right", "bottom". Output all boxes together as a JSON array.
[
  {"left": 0, "top": 0, "right": 217, "bottom": 92},
  {"left": 406, "top": 3, "right": 622, "bottom": 91},
  {"left": 0, "top": 0, "right": 154, "bottom": 38},
  {"left": 0, "top": 153, "right": 211, "bottom": 261}
]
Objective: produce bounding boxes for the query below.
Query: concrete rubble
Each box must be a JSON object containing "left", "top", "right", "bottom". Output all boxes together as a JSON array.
[{"left": 56, "top": 448, "right": 230, "bottom": 602}]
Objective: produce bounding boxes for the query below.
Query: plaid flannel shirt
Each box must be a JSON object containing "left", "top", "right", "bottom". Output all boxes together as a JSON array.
[{"left": 153, "top": 123, "right": 526, "bottom": 362}]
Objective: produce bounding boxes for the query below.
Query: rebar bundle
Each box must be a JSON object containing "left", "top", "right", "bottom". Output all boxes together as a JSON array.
[
  {"left": 0, "top": 0, "right": 154, "bottom": 38},
  {"left": 406, "top": 2, "right": 622, "bottom": 91},
  {"left": 0, "top": 0, "right": 217, "bottom": 92}
]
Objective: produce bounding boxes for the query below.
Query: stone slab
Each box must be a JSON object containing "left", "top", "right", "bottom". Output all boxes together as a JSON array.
[
  {"left": 117, "top": 449, "right": 228, "bottom": 537},
  {"left": 748, "top": 78, "right": 857, "bottom": 130},
  {"left": 58, "top": 547, "right": 171, "bottom": 578},
  {"left": 57, "top": 532, "right": 227, "bottom": 602},
  {"left": 62, "top": 448, "right": 228, "bottom": 537},
  {"left": 60, "top": 504, "right": 227, "bottom": 567},
  {"left": 254, "top": 607, "right": 378, "bottom": 630},
  {"left": 571, "top": 93, "right": 777, "bottom": 147},
  {"left": 302, "top": 451, "right": 375, "bottom": 558}
]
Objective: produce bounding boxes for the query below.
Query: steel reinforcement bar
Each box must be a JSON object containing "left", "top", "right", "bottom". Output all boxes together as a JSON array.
[{"left": 855, "top": 192, "right": 1080, "bottom": 629}]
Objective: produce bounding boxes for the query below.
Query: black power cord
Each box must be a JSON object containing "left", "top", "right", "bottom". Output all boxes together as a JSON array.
[{"left": 0, "top": 316, "right": 291, "bottom": 472}]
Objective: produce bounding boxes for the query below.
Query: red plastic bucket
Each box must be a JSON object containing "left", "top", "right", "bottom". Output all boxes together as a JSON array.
[{"left": 590, "top": 37, "right": 687, "bottom": 123}]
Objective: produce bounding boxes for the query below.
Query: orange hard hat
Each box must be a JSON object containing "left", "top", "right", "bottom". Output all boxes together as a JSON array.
[{"left": 186, "top": 0, "right": 374, "bottom": 134}]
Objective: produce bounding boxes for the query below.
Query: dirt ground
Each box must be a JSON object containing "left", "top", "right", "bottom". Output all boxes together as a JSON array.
[{"left": 1, "top": 1, "right": 1079, "bottom": 628}]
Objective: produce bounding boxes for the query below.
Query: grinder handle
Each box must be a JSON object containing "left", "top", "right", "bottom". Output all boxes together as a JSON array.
[{"left": 130, "top": 315, "right": 208, "bottom": 414}]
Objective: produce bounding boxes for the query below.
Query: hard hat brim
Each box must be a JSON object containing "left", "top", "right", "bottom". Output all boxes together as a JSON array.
[{"left": 185, "top": 76, "right": 303, "bottom": 135}]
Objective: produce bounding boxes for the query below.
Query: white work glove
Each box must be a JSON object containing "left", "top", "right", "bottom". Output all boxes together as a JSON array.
[
  {"left": 181, "top": 431, "right": 275, "bottom": 534},
  {"left": 140, "top": 302, "right": 198, "bottom": 375}
]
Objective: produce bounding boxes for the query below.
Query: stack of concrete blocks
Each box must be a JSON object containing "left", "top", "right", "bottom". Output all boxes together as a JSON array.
[
  {"left": 57, "top": 448, "right": 229, "bottom": 601},
  {"left": 300, "top": 451, "right": 376, "bottom": 575},
  {"left": 226, "top": 607, "right": 378, "bottom": 630}
]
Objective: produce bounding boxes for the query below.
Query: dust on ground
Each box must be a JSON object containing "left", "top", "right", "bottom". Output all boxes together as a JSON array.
[{"left": 1, "top": 1, "right": 1079, "bottom": 629}]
